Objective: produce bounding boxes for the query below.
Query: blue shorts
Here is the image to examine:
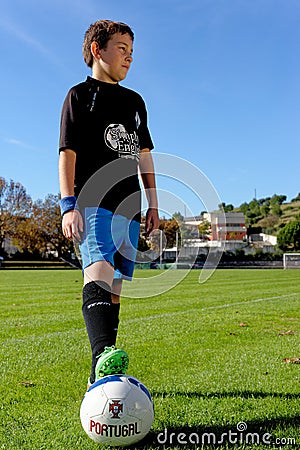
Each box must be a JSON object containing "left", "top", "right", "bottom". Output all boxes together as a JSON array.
[{"left": 79, "top": 207, "right": 140, "bottom": 280}]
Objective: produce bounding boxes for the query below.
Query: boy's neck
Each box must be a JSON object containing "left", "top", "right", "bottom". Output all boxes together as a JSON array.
[
  {"left": 91, "top": 75, "right": 118, "bottom": 84},
  {"left": 91, "top": 68, "right": 118, "bottom": 84}
]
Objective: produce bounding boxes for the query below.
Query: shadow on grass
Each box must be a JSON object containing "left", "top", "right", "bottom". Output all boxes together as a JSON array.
[
  {"left": 118, "top": 390, "right": 300, "bottom": 449},
  {"left": 151, "top": 389, "right": 300, "bottom": 400}
]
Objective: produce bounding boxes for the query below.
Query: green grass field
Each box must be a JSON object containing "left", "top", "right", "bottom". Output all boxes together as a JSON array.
[{"left": 1, "top": 268, "right": 300, "bottom": 449}]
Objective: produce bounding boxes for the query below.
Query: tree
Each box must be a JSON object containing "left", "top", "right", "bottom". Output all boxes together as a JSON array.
[
  {"left": 248, "top": 199, "right": 261, "bottom": 216},
  {"left": 291, "top": 193, "right": 300, "bottom": 202},
  {"left": 270, "top": 194, "right": 287, "bottom": 206},
  {"left": 13, "top": 215, "right": 43, "bottom": 257},
  {"left": 13, "top": 193, "right": 72, "bottom": 258},
  {"left": 239, "top": 202, "right": 249, "bottom": 215},
  {"left": 218, "top": 202, "right": 234, "bottom": 212},
  {"left": 198, "top": 220, "right": 211, "bottom": 240},
  {"left": 260, "top": 204, "right": 270, "bottom": 217},
  {"left": 0, "top": 177, "right": 7, "bottom": 254},
  {"left": 277, "top": 220, "right": 300, "bottom": 251},
  {"left": 159, "top": 218, "right": 179, "bottom": 248},
  {"left": 172, "top": 211, "right": 184, "bottom": 223},
  {"left": 224, "top": 204, "right": 234, "bottom": 212},
  {"left": 36, "top": 194, "right": 71, "bottom": 257},
  {"left": 0, "top": 178, "right": 32, "bottom": 255},
  {"left": 270, "top": 203, "right": 282, "bottom": 217}
]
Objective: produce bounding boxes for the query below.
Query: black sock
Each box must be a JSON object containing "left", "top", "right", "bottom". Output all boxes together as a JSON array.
[
  {"left": 111, "top": 303, "right": 120, "bottom": 345},
  {"left": 82, "top": 280, "right": 113, "bottom": 383}
]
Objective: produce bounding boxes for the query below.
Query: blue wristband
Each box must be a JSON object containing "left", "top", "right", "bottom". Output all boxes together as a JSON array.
[{"left": 60, "top": 196, "right": 77, "bottom": 216}]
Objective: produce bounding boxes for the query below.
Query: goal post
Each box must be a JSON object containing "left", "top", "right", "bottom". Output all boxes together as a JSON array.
[{"left": 283, "top": 253, "right": 300, "bottom": 269}]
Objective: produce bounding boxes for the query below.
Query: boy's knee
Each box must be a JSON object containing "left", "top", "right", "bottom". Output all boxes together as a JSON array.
[{"left": 82, "top": 280, "right": 111, "bottom": 307}]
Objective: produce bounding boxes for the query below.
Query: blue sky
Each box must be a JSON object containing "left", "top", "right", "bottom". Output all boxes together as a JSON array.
[{"left": 0, "top": 0, "right": 299, "bottom": 216}]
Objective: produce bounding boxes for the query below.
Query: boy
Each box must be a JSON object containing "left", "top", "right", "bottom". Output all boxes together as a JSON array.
[{"left": 58, "top": 20, "right": 159, "bottom": 387}]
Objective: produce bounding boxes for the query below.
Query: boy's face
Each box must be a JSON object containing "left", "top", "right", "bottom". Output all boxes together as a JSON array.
[{"left": 92, "top": 32, "right": 133, "bottom": 83}]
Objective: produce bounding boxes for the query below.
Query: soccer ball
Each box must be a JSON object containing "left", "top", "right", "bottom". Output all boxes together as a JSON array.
[{"left": 80, "top": 374, "right": 154, "bottom": 446}]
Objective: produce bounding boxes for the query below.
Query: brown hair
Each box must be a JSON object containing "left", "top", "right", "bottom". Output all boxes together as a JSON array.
[{"left": 82, "top": 20, "right": 134, "bottom": 68}]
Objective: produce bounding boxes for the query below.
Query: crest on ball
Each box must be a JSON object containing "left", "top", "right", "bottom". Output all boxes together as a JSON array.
[{"left": 109, "top": 399, "right": 123, "bottom": 419}]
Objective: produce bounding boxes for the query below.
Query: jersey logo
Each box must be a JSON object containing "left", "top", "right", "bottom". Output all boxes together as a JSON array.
[
  {"left": 135, "top": 111, "right": 141, "bottom": 129},
  {"left": 104, "top": 123, "right": 140, "bottom": 161}
]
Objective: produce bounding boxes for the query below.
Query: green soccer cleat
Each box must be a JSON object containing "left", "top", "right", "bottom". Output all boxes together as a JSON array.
[{"left": 95, "top": 346, "right": 129, "bottom": 380}]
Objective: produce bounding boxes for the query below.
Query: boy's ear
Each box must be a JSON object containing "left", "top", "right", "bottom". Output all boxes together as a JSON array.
[{"left": 91, "top": 41, "right": 101, "bottom": 60}]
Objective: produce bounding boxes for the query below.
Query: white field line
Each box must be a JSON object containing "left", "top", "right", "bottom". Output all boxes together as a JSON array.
[
  {"left": 2, "top": 293, "right": 299, "bottom": 344},
  {"left": 123, "top": 292, "right": 300, "bottom": 324}
]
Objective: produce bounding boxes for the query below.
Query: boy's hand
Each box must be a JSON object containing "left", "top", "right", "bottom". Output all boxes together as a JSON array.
[
  {"left": 62, "top": 209, "right": 84, "bottom": 242},
  {"left": 145, "top": 208, "right": 160, "bottom": 236}
]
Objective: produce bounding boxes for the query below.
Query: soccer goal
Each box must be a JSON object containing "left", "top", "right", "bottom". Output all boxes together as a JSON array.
[{"left": 283, "top": 253, "right": 300, "bottom": 269}]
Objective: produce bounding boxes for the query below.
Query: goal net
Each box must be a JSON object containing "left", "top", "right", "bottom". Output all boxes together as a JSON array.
[{"left": 283, "top": 253, "right": 300, "bottom": 269}]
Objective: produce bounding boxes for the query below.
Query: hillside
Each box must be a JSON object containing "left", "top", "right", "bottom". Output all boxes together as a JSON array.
[
  {"left": 280, "top": 200, "right": 300, "bottom": 224},
  {"left": 231, "top": 195, "right": 300, "bottom": 235}
]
